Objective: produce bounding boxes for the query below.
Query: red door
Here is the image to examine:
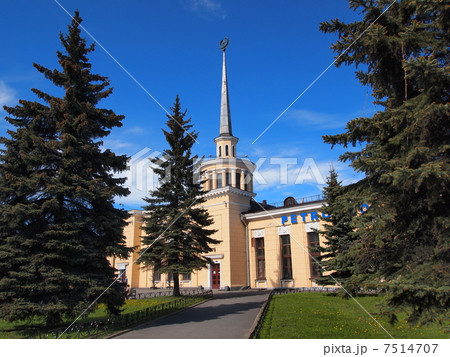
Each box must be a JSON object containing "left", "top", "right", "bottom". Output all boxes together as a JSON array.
[{"left": 211, "top": 263, "right": 220, "bottom": 289}]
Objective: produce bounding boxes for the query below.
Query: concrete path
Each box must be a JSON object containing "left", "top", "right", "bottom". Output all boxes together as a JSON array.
[{"left": 112, "top": 290, "right": 269, "bottom": 339}]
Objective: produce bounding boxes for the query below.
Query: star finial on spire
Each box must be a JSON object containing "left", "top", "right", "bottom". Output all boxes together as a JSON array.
[{"left": 219, "top": 37, "right": 229, "bottom": 51}]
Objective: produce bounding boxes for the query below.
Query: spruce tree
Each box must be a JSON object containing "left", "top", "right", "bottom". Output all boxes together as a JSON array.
[
  {"left": 0, "top": 12, "right": 131, "bottom": 327},
  {"left": 138, "top": 96, "right": 219, "bottom": 297},
  {"left": 320, "top": 0, "right": 449, "bottom": 322},
  {"left": 314, "top": 169, "right": 357, "bottom": 288}
]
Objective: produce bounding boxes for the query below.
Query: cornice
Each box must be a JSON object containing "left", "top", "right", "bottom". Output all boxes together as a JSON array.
[
  {"left": 214, "top": 135, "right": 239, "bottom": 144},
  {"left": 202, "top": 186, "right": 257, "bottom": 200},
  {"left": 200, "top": 157, "right": 256, "bottom": 171},
  {"left": 242, "top": 201, "right": 324, "bottom": 220}
]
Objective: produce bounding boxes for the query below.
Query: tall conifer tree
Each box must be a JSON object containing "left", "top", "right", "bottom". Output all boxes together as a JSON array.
[
  {"left": 0, "top": 12, "right": 131, "bottom": 327},
  {"left": 314, "top": 169, "right": 357, "bottom": 288},
  {"left": 320, "top": 0, "right": 449, "bottom": 322},
  {"left": 138, "top": 96, "right": 219, "bottom": 297}
]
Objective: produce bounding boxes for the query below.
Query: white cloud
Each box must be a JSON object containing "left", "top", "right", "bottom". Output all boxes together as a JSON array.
[
  {"left": 287, "top": 109, "right": 349, "bottom": 130},
  {"left": 102, "top": 139, "right": 134, "bottom": 152},
  {"left": 185, "top": 0, "right": 227, "bottom": 19},
  {"left": 253, "top": 157, "right": 326, "bottom": 189},
  {"left": 0, "top": 81, "right": 16, "bottom": 110},
  {"left": 0, "top": 81, "right": 17, "bottom": 134},
  {"left": 112, "top": 165, "right": 155, "bottom": 210},
  {"left": 115, "top": 186, "right": 148, "bottom": 210},
  {"left": 314, "top": 160, "right": 365, "bottom": 187},
  {"left": 124, "top": 126, "right": 147, "bottom": 136},
  {"left": 253, "top": 157, "right": 364, "bottom": 194}
]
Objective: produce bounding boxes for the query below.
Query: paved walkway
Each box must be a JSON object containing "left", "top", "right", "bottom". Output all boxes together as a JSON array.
[{"left": 112, "top": 290, "right": 269, "bottom": 339}]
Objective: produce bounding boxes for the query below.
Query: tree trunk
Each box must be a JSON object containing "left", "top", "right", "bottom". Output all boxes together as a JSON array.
[
  {"left": 46, "top": 311, "right": 61, "bottom": 329},
  {"left": 173, "top": 273, "right": 181, "bottom": 297}
]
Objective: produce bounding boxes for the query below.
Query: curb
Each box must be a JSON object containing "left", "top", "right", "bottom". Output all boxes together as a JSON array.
[
  {"left": 246, "top": 292, "right": 272, "bottom": 339},
  {"left": 104, "top": 297, "right": 213, "bottom": 339}
]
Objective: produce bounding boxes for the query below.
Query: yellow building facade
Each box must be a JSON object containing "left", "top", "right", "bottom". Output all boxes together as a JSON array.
[{"left": 114, "top": 42, "right": 328, "bottom": 290}]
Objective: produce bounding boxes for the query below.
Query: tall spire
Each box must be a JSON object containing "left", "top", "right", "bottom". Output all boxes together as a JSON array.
[{"left": 219, "top": 37, "right": 232, "bottom": 136}]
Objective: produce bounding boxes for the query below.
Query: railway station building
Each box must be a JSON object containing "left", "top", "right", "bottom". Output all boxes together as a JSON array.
[{"left": 113, "top": 44, "right": 329, "bottom": 290}]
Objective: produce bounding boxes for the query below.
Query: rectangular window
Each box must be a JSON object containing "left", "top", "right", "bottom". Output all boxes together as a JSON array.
[
  {"left": 217, "top": 174, "right": 223, "bottom": 188},
  {"left": 307, "top": 232, "right": 321, "bottom": 279},
  {"left": 281, "top": 235, "right": 292, "bottom": 279},
  {"left": 235, "top": 173, "right": 241, "bottom": 189},
  {"left": 182, "top": 272, "right": 191, "bottom": 280},
  {"left": 226, "top": 172, "right": 231, "bottom": 186},
  {"left": 118, "top": 269, "right": 127, "bottom": 283},
  {"left": 307, "top": 231, "right": 320, "bottom": 246},
  {"left": 255, "top": 238, "right": 266, "bottom": 280},
  {"left": 153, "top": 263, "right": 161, "bottom": 281}
]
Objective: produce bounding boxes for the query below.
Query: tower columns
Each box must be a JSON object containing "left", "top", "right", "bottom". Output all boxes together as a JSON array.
[
  {"left": 240, "top": 170, "right": 247, "bottom": 191},
  {"left": 221, "top": 169, "right": 227, "bottom": 188},
  {"left": 212, "top": 170, "right": 218, "bottom": 190},
  {"left": 231, "top": 168, "right": 237, "bottom": 188},
  {"left": 204, "top": 172, "right": 211, "bottom": 191}
]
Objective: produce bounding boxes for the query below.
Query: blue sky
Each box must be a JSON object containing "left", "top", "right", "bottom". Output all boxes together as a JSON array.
[{"left": 0, "top": 0, "right": 375, "bottom": 209}]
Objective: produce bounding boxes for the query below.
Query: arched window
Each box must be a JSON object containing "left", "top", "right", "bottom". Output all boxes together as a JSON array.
[
  {"left": 284, "top": 197, "right": 297, "bottom": 207},
  {"left": 219, "top": 146, "right": 222, "bottom": 157},
  {"left": 225, "top": 145, "right": 229, "bottom": 156}
]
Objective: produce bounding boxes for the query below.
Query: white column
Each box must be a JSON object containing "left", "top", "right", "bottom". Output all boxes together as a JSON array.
[
  {"left": 231, "top": 168, "right": 236, "bottom": 188},
  {"left": 204, "top": 172, "right": 210, "bottom": 191},
  {"left": 248, "top": 173, "right": 253, "bottom": 192},
  {"left": 212, "top": 170, "right": 217, "bottom": 190},
  {"left": 240, "top": 169, "right": 247, "bottom": 191},
  {"left": 221, "top": 169, "right": 227, "bottom": 187}
]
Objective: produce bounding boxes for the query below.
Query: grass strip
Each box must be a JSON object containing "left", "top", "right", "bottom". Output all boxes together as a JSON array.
[{"left": 258, "top": 293, "right": 447, "bottom": 339}]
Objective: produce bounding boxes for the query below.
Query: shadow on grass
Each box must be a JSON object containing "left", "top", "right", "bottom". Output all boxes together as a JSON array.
[{"left": 0, "top": 296, "right": 207, "bottom": 339}]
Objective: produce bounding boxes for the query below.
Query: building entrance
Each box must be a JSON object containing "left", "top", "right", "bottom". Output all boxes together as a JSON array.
[{"left": 211, "top": 263, "right": 220, "bottom": 289}]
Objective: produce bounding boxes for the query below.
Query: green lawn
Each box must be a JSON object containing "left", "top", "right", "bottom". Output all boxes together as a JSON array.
[
  {"left": 0, "top": 296, "right": 200, "bottom": 339},
  {"left": 258, "top": 293, "right": 448, "bottom": 339},
  {"left": 86, "top": 296, "right": 184, "bottom": 319}
]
